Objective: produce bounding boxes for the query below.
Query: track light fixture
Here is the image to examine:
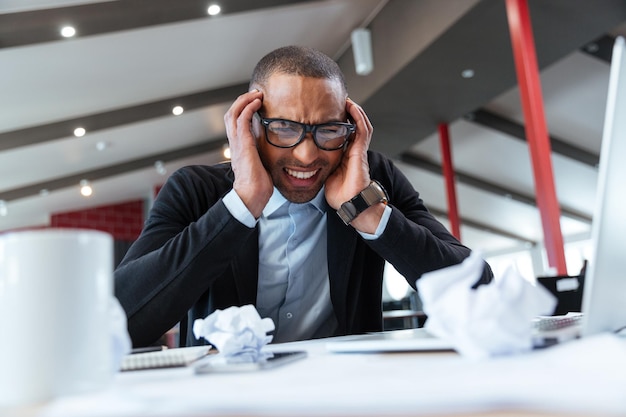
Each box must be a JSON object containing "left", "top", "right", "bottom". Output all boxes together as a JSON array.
[{"left": 351, "top": 28, "right": 374, "bottom": 76}]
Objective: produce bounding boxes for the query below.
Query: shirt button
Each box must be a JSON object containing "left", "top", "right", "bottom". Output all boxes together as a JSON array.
[{"left": 286, "top": 312, "right": 293, "bottom": 319}]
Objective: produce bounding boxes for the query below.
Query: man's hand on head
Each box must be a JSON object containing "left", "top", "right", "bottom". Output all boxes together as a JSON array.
[
  {"left": 324, "top": 98, "right": 373, "bottom": 209},
  {"left": 224, "top": 89, "right": 273, "bottom": 218}
]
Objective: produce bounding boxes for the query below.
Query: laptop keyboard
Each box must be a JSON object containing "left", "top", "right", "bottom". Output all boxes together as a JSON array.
[{"left": 532, "top": 313, "right": 583, "bottom": 332}]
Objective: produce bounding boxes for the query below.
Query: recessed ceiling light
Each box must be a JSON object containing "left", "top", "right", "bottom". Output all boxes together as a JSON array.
[
  {"left": 60, "top": 26, "right": 76, "bottom": 38},
  {"left": 80, "top": 180, "right": 93, "bottom": 197},
  {"left": 95, "top": 141, "right": 108, "bottom": 151},
  {"left": 172, "top": 105, "right": 184, "bottom": 116},
  {"left": 0, "top": 200, "right": 7, "bottom": 216},
  {"left": 74, "top": 127, "right": 86, "bottom": 137},
  {"left": 222, "top": 144, "right": 231, "bottom": 159},
  {"left": 461, "top": 69, "right": 475, "bottom": 79},
  {"left": 39, "top": 189, "right": 49, "bottom": 196},
  {"left": 154, "top": 160, "right": 167, "bottom": 176},
  {"left": 207, "top": 4, "right": 221, "bottom": 15}
]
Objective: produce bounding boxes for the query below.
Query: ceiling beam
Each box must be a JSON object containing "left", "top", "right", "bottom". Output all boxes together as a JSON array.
[
  {"left": 400, "top": 151, "right": 592, "bottom": 224},
  {"left": 0, "top": 0, "right": 315, "bottom": 49},
  {"left": 466, "top": 109, "right": 600, "bottom": 167},
  {"left": 426, "top": 205, "right": 537, "bottom": 245},
  {"left": 0, "top": 138, "right": 227, "bottom": 202},
  {"left": 0, "top": 83, "right": 247, "bottom": 152}
]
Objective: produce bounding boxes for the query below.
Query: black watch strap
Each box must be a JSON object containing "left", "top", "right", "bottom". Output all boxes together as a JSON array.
[{"left": 336, "top": 180, "right": 388, "bottom": 225}]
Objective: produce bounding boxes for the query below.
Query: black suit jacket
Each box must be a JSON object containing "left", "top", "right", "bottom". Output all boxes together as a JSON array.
[{"left": 114, "top": 151, "right": 491, "bottom": 347}]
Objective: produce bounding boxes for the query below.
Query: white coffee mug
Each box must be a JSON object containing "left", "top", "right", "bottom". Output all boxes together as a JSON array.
[{"left": 0, "top": 229, "right": 114, "bottom": 408}]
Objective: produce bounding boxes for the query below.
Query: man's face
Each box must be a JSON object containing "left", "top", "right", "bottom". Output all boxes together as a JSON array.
[{"left": 254, "top": 73, "right": 347, "bottom": 203}]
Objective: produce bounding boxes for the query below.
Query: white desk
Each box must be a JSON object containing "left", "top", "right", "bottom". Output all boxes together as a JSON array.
[{"left": 8, "top": 331, "right": 626, "bottom": 417}]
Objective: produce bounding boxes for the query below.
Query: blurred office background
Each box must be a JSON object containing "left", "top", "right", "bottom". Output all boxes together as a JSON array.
[{"left": 1, "top": 0, "right": 625, "bottom": 305}]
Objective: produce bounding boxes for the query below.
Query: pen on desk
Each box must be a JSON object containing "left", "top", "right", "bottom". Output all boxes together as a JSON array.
[{"left": 130, "top": 345, "right": 168, "bottom": 354}]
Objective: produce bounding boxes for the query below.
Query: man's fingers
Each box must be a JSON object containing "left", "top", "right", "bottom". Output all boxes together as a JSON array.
[
  {"left": 346, "top": 98, "right": 373, "bottom": 149},
  {"left": 225, "top": 91, "right": 263, "bottom": 146},
  {"left": 235, "top": 98, "right": 262, "bottom": 145},
  {"left": 347, "top": 99, "right": 372, "bottom": 133},
  {"left": 225, "top": 90, "right": 263, "bottom": 128}
]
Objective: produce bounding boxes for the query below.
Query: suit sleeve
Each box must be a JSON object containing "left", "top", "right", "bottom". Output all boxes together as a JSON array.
[
  {"left": 364, "top": 152, "right": 493, "bottom": 287},
  {"left": 114, "top": 165, "right": 253, "bottom": 346}
]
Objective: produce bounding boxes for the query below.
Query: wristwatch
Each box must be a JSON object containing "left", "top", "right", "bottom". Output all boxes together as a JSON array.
[{"left": 336, "top": 180, "right": 389, "bottom": 225}]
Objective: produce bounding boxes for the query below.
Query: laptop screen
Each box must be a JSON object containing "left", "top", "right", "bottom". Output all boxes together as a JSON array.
[{"left": 580, "top": 36, "right": 626, "bottom": 336}]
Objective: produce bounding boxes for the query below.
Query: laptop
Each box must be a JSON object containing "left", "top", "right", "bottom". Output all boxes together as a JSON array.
[
  {"left": 536, "top": 261, "right": 586, "bottom": 315},
  {"left": 579, "top": 35, "right": 626, "bottom": 337},
  {"left": 326, "top": 36, "right": 626, "bottom": 354},
  {"left": 325, "top": 328, "right": 454, "bottom": 353},
  {"left": 532, "top": 36, "right": 626, "bottom": 343}
]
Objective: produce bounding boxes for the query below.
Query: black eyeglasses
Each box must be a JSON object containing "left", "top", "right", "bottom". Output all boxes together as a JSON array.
[{"left": 257, "top": 114, "right": 356, "bottom": 151}]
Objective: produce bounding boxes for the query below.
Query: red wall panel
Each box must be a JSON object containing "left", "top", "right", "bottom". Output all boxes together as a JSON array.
[{"left": 50, "top": 200, "right": 144, "bottom": 241}]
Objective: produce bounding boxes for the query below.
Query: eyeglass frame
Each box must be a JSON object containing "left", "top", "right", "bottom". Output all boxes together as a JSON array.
[{"left": 256, "top": 113, "right": 356, "bottom": 151}]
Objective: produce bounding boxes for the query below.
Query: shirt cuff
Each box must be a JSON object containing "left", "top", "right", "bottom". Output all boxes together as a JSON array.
[
  {"left": 222, "top": 189, "right": 257, "bottom": 228},
  {"left": 358, "top": 205, "right": 392, "bottom": 240}
]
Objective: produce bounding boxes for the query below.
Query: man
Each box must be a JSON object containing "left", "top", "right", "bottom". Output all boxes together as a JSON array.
[{"left": 114, "top": 45, "right": 492, "bottom": 348}]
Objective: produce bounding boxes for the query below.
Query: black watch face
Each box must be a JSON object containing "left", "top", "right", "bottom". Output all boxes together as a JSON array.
[{"left": 351, "top": 194, "right": 371, "bottom": 212}]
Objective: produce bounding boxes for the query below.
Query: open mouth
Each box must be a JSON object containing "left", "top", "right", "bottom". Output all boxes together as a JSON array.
[{"left": 285, "top": 168, "right": 319, "bottom": 180}]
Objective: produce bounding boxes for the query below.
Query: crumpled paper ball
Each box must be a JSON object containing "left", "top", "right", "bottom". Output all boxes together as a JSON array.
[
  {"left": 416, "top": 251, "right": 557, "bottom": 359},
  {"left": 193, "top": 305, "right": 275, "bottom": 363}
]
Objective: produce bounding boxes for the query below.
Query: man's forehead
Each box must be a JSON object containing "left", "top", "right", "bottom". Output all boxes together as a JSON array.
[{"left": 262, "top": 72, "right": 345, "bottom": 92}]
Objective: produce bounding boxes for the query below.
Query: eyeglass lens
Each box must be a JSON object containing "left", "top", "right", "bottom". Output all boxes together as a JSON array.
[{"left": 265, "top": 120, "right": 350, "bottom": 149}]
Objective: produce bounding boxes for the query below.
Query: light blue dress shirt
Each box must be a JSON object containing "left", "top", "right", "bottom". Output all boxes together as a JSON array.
[{"left": 223, "top": 186, "right": 391, "bottom": 342}]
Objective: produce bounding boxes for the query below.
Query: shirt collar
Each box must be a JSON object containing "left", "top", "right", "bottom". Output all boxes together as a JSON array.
[{"left": 262, "top": 186, "right": 328, "bottom": 218}]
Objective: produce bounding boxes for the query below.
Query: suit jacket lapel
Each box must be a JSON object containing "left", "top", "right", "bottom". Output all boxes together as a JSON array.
[
  {"left": 231, "top": 227, "right": 260, "bottom": 305},
  {"left": 327, "top": 211, "right": 358, "bottom": 333}
]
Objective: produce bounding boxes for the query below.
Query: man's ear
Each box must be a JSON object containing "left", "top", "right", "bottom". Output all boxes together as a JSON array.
[{"left": 251, "top": 112, "right": 262, "bottom": 139}]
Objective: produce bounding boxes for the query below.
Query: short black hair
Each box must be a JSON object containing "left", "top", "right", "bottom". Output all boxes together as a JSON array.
[{"left": 250, "top": 45, "right": 347, "bottom": 93}]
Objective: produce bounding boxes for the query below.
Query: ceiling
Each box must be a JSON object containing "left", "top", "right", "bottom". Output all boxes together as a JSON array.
[{"left": 2, "top": 0, "right": 626, "bottom": 269}]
